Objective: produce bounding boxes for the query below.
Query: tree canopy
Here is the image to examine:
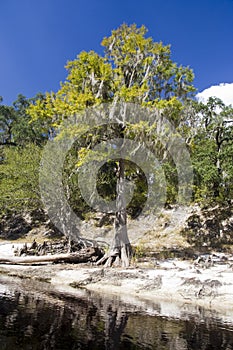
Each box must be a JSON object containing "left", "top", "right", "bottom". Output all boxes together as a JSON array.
[{"left": 28, "top": 24, "right": 195, "bottom": 122}]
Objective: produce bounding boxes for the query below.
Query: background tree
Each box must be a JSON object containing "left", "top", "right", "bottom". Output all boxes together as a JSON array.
[
  {"left": 0, "top": 93, "right": 51, "bottom": 234},
  {"left": 0, "top": 94, "right": 49, "bottom": 147},
  {"left": 0, "top": 144, "right": 42, "bottom": 218},
  {"left": 182, "top": 97, "right": 233, "bottom": 203},
  {"left": 0, "top": 98, "right": 17, "bottom": 146}
]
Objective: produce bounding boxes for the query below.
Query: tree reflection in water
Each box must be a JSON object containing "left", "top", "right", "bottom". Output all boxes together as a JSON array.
[{"left": 0, "top": 285, "right": 233, "bottom": 350}]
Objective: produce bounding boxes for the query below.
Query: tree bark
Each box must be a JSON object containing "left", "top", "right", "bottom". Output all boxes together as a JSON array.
[{"left": 97, "top": 158, "right": 132, "bottom": 267}]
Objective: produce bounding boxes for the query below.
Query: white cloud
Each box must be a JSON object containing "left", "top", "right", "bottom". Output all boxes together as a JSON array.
[{"left": 196, "top": 83, "right": 233, "bottom": 106}]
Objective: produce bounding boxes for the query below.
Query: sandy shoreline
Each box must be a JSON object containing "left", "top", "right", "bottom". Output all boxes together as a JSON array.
[{"left": 1, "top": 242, "right": 233, "bottom": 323}]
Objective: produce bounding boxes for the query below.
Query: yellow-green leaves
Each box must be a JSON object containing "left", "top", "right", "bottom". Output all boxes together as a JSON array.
[{"left": 28, "top": 23, "right": 195, "bottom": 127}]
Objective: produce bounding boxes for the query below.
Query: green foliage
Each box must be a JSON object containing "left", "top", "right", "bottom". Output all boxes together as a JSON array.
[
  {"left": 28, "top": 24, "right": 195, "bottom": 124},
  {"left": 189, "top": 98, "right": 233, "bottom": 203},
  {"left": 0, "top": 144, "right": 42, "bottom": 216},
  {"left": 102, "top": 24, "right": 195, "bottom": 103},
  {"left": 0, "top": 94, "right": 48, "bottom": 147},
  {"left": 162, "top": 160, "right": 178, "bottom": 204}
]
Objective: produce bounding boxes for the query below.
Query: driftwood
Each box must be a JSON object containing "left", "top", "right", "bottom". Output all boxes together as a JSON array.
[
  {"left": 0, "top": 247, "right": 103, "bottom": 265},
  {"left": 14, "top": 238, "right": 100, "bottom": 257}
]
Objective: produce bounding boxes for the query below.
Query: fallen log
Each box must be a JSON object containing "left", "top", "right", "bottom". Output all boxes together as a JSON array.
[{"left": 0, "top": 247, "right": 103, "bottom": 265}]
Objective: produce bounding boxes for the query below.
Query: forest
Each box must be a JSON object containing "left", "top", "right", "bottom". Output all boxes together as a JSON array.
[{"left": 0, "top": 24, "right": 233, "bottom": 266}]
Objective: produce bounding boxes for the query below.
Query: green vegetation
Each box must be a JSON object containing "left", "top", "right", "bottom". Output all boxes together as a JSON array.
[{"left": 0, "top": 144, "right": 41, "bottom": 215}]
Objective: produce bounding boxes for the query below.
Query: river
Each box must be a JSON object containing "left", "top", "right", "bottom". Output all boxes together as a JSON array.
[{"left": 0, "top": 279, "right": 233, "bottom": 350}]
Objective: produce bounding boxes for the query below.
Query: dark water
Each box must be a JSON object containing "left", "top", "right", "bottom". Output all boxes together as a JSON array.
[{"left": 0, "top": 280, "right": 233, "bottom": 350}]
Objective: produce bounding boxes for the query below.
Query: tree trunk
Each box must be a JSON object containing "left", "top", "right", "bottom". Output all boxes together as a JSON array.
[
  {"left": 97, "top": 159, "right": 132, "bottom": 267},
  {"left": 113, "top": 159, "right": 132, "bottom": 266}
]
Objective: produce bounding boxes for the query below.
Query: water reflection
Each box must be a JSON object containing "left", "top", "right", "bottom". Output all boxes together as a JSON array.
[{"left": 0, "top": 281, "right": 232, "bottom": 350}]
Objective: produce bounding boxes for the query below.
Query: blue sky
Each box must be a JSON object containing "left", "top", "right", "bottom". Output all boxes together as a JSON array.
[{"left": 1, "top": 0, "right": 233, "bottom": 105}]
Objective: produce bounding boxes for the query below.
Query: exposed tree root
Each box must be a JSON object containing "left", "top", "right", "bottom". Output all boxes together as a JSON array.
[{"left": 96, "top": 244, "right": 132, "bottom": 267}]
